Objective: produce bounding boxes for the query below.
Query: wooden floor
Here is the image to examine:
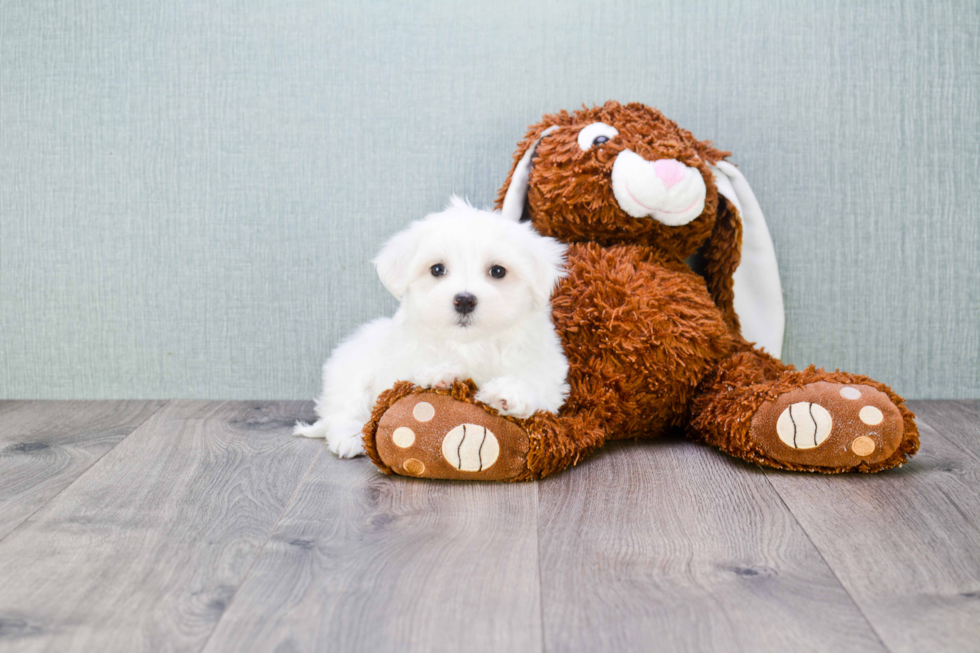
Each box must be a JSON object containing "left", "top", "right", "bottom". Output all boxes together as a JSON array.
[{"left": 0, "top": 401, "right": 977, "bottom": 652}]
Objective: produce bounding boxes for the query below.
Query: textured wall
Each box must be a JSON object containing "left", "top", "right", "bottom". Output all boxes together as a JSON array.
[{"left": 1, "top": 0, "right": 977, "bottom": 399}]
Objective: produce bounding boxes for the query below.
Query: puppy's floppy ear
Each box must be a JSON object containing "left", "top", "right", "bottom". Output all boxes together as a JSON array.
[
  {"left": 372, "top": 222, "right": 422, "bottom": 300},
  {"left": 497, "top": 125, "right": 560, "bottom": 222},
  {"left": 523, "top": 229, "right": 569, "bottom": 305}
]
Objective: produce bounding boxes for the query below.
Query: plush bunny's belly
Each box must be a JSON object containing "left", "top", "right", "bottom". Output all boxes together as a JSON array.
[{"left": 551, "top": 242, "right": 738, "bottom": 440}]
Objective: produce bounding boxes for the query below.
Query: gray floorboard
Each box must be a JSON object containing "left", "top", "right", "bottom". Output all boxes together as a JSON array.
[
  {"left": 537, "top": 438, "right": 886, "bottom": 653},
  {"left": 907, "top": 400, "right": 979, "bottom": 460},
  {"left": 0, "top": 401, "right": 321, "bottom": 653},
  {"left": 0, "top": 400, "right": 977, "bottom": 652},
  {"left": 0, "top": 400, "right": 166, "bottom": 540},
  {"left": 202, "top": 452, "right": 542, "bottom": 653},
  {"left": 763, "top": 414, "right": 980, "bottom": 652}
]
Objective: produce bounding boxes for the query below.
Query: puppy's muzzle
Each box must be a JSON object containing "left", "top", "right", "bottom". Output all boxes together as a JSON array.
[{"left": 453, "top": 292, "right": 477, "bottom": 315}]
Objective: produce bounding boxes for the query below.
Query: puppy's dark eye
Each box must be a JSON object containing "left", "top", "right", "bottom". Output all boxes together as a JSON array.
[
  {"left": 430, "top": 263, "right": 446, "bottom": 277},
  {"left": 489, "top": 265, "right": 506, "bottom": 279},
  {"left": 592, "top": 135, "right": 609, "bottom": 147}
]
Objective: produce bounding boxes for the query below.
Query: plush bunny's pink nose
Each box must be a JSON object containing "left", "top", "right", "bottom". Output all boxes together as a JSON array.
[
  {"left": 652, "top": 159, "right": 687, "bottom": 189},
  {"left": 611, "top": 149, "right": 706, "bottom": 226}
]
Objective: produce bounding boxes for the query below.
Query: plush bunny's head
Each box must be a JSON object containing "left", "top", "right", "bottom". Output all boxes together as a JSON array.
[
  {"left": 496, "top": 101, "right": 785, "bottom": 356},
  {"left": 496, "top": 101, "right": 730, "bottom": 257}
]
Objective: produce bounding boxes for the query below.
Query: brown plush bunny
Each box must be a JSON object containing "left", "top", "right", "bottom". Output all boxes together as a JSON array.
[{"left": 363, "top": 101, "right": 919, "bottom": 481}]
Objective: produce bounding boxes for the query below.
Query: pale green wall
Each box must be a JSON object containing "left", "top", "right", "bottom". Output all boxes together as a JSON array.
[{"left": 1, "top": 0, "right": 977, "bottom": 399}]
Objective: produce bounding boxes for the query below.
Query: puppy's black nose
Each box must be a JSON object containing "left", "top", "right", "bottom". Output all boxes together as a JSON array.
[{"left": 453, "top": 292, "right": 477, "bottom": 315}]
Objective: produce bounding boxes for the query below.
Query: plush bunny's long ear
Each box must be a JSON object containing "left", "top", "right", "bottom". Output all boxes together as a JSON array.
[
  {"left": 499, "top": 125, "right": 559, "bottom": 222},
  {"left": 709, "top": 161, "right": 785, "bottom": 357}
]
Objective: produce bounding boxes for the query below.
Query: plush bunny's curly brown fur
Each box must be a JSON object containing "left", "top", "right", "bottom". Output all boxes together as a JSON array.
[{"left": 363, "top": 101, "right": 919, "bottom": 480}]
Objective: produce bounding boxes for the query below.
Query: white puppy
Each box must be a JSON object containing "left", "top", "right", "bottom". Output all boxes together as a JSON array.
[{"left": 295, "top": 197, "right": 570, "bottom": 458}]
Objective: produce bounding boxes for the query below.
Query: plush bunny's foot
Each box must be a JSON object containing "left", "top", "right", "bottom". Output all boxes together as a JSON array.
[
  {"left": 750, "top": 382, "right": 905, "bottom": 470},
  {"left": 365, "top": 384, "right": 533, "bottom": 481}
]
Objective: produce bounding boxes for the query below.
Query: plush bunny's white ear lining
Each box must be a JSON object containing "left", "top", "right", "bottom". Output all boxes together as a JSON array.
[
  {"left": 710, "top": 161, "right": 785, "bottom": 358},
  {"left": 500, "top": 126, "right": 559, "bottom": 222}
]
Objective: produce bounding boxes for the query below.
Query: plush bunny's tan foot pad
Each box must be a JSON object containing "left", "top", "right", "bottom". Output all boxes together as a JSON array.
[
  {"left": 750, "top": 382, "right": 904, "bottom": 470},
  {"left": 375, "top": 393, "right": 530, "bottom": 481}
]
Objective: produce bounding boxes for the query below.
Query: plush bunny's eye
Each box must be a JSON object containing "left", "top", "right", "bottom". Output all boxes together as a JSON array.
[{"left": 577, "top": 122, "right": 619, "bottom": 151}]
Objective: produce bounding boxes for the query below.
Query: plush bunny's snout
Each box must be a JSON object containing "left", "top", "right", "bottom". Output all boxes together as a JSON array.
[{"left": 611, "top": 150, "right": 706, "bottom": 226}]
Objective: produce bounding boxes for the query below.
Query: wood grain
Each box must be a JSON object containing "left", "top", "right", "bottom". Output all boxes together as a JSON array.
[
  {"left": 763, "top": 414, "right": 980, "bottom": 652},
  {"left": 1, "top": 400, "right": 978, "bottom": 652},
  {"left": 0, "top": 400, "right": 166, "bottom": 540},
  {"left": 907, "top": 400, "right": 979, "bottom": 459},
  {"left": 201, "top": 453, "right": 542, "bottom": 653},
  {"left": 536, "top": 437, "right": 885, "bottom": 652},
  {"left": 0, "top": 401, "right": 322, "bottom": 653}
]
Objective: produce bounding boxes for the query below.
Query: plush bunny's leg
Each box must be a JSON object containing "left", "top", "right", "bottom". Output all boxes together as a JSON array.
[
  {"left": 363, "top": 381, "right": 605, "bottom": 481},
  {"left": 688, "top": 349, "right": 919, "bottom": 473}
]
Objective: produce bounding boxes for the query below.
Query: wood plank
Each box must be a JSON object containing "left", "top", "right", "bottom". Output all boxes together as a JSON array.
[
  {"left": 201, "top": 454, "right": 542, "bottom": 653},
  {"left": 907, "top": 400, "right": 979, "bottom": 459},
  {"left": 0, "top": 401, "right": 322, "bottom": 653},
  {"left": 0, "top": 400, "right": 166, "bottom": 540},
  {"left": 536, "top": 438, "right": 884, "bottom": 653},
  {"left": 763, "top": 414, "right": 980, "bottom": 653}
]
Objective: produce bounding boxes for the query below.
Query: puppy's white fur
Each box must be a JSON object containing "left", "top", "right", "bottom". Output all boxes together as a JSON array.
[{"left": 295, "top": 197, "right": 569, "bottom": 458}]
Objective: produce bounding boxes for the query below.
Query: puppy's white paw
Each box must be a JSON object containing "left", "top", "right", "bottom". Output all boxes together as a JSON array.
[
  {"left": 413, "top": 363, "right": 466, "bottom": 390},
  {"left": 327, "top": 429, "right": 365, "bottom": 458},
  {"left": 475, "top": 377, "right": 538, "bottom": 419}
]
